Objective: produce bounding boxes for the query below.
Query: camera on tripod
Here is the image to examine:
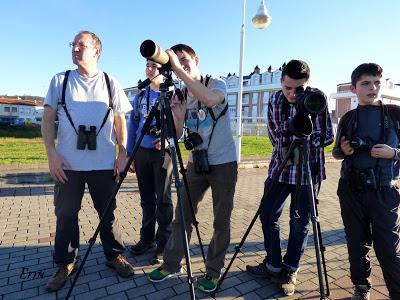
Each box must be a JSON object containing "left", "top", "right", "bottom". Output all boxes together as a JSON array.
[
  {"left": 77, "top": 125, "right": 97, "bottom": 150},
  {"left": 349, "top": 136, "right": 373, "bottom": 151},
  {"left": 184, "top": 132, "right": 203, "bottom": 150},
  {"left": 289, "top": 87, "right": 327, "bottom": 137}
]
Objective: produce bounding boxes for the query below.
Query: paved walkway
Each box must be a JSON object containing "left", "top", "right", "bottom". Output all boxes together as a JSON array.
[{"left": 0, "top": 161, "right": 390, "bottom": 299}]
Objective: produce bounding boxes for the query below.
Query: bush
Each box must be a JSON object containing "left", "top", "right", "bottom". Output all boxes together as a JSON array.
[{"left": 0, "top": 126, "right": 42, "bottom": 138}]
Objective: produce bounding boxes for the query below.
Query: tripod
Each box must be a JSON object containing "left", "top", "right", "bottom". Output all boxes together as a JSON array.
[
  {"left": 214, "top": 137, "right": 330, "bottom": 299},
  {"left": 66, "top": 70, "right": 201, "bottom": 300}
]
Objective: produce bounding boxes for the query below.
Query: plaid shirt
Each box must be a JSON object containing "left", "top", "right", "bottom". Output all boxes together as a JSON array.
[{"left": 267, "top": 89, "right": 334, "bottom": 185}]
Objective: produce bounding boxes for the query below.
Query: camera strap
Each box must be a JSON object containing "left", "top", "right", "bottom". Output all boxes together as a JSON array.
[{"left": 60, "top": 70, "right": 113, "bottom": 136}]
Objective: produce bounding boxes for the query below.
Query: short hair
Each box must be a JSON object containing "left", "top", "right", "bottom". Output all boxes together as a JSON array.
[
  {"left": 77, "top": 30, "right": 102, "bottom": 54},
  {"left": 281, "top": 59, "right": 310, "bottom": 80},
  {"left": 170, "top": 44, "right": 196, "bottom": 58},
  {"left": 351, "top": 63, "right": 383, "bottom": 86}
]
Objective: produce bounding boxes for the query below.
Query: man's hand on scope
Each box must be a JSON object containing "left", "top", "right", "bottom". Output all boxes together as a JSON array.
[{"left": 166, "top": 49, "right": 184, "bottom": 75}]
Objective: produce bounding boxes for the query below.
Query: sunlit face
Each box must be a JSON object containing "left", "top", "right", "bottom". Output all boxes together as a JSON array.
[
  {"left": 351, "top": 75, "right": 381, "bottom": 106},
  {"left": 281, "top": 75, "right": 308, "bottom": 103},
  {"left": 146, "top": 60, "right": 161, "bottom": 78},
  {"left": 175, "top": 50, "right": 199, "bottom": 78},
  {"left": 71, "top": 33, "right": 99, "bottom": 67}
]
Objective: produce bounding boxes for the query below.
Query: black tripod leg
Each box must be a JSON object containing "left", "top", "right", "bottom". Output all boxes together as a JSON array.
[
  {"left": 302, "top": 140, "right": 326, "bottom": 299},
  {"left": 65, "top": 105, "right": 160, "bottom": 299},
  {"left": 213, "top": 139, "right": 302, "bottom": 296},
  {"left": 169, "top": 116, "right": 206, "bottom": 265},
  {"left": 315, "top": 200, "right": 330, "bottom": 296},
  {"left": 161, "top": 89, "right": 196, "bottom": 299}
]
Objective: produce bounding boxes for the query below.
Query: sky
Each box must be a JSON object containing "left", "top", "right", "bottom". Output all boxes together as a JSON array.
[{"left": 1, "top": 0, "right": 399, "bottom": 100}]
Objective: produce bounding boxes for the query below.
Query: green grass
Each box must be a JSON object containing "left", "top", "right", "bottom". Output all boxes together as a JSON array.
[
  {"left": 0, "top": 138, "right": 48, "bottom": 165},
  {"left": 0, "top": 133, "right": 335, "bottom": 165}
]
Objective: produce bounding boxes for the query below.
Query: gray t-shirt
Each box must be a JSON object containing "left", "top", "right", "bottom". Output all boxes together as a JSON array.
[
  {"left": 185, "top": 76, "right": 236, "bottom": 165},
  {"left": 44, "top": 70, "right": 132, "bottom": 171}
]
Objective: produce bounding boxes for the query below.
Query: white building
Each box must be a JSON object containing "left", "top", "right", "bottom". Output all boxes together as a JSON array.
[
  {"left": 225, "top": 65, "right": 284, "bottom": 124},
  {"left": 0, "top": 98, "right": 44, "bottom": 125}
]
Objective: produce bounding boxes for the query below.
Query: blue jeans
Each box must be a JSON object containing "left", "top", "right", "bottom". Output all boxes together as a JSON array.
[{"left": 259, "top": 178, "right": 318, "bottom": 271}]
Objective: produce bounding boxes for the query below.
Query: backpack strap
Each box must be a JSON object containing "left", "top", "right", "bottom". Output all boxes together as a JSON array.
[{"left": 60, "top": 70, "right": 78, "bottom": 134}]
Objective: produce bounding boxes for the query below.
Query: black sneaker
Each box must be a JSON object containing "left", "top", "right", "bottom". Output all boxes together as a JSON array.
[
  {"left": 281, "top": 267, "right": 297, "bottom": 296},
  {"left": 130, "top": 240, "right": 156, "bottom": 255},
  {"left": 351, "top": 285, "right": 370, "bottom": 300},
  {"left": 246, "top": 258, "right": 281, "bottom": 279},
  {"left": 151, "top": 245, "right": 164, "bottom": 265}
]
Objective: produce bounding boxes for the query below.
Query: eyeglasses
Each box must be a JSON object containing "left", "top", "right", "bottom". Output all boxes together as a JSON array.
[{"left": 69, "top": 42, "right": 94, "bottom": 49}]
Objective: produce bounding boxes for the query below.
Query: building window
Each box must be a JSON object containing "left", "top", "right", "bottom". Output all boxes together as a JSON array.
[
  {"left": 262, "top": 104, "right": 268, "bottom": 118},
  {"left": 242, "top": 106, "right": 249, "bottom": 119},
  {"left": 12, "top": 107, "right": 17, "bottom": 113},
  {"left": 252, "top": 105, "right": 258, "bottom": 121},
  {"left": 227, "top": 94, "right": 236, "bottom": 106},
  {"left": 263, "top": 91, "right": 270, "bottom": 103},
  {"left": 229, "top": 107, "right": 236, "bottom": 119},
  {"left": 242, "top": 94, "right": 249, "bottom": 105},
  {"left": 252, "top": 92, "right": 259, "bottom": 105},
  {"left": 4, "top": 107, "right": 10, "bottom": 113}
]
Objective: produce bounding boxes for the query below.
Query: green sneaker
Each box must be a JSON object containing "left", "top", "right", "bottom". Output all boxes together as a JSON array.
[
  {"left": 148, "top": 266, "right": 180, "bottom": 282},
  {"left": 198, "top": 274, "right": 220, "bottom": 293}
]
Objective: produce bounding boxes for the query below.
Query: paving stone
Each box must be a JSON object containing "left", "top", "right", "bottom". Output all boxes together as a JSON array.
[{"left": 0, "top": 164, "right": 390, "bottom": 299}]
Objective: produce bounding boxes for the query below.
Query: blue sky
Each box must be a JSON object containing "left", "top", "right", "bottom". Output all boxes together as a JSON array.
[{"left": 1, "top": 0, "right": 399, "bottom": 98}]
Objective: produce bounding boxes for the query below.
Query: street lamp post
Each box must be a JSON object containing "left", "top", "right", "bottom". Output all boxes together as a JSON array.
[{"left": 235, "top": 0, "right": 271, "bottom": 162}]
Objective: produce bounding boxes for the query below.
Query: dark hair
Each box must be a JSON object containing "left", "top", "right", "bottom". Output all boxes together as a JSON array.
[
  {"left": 77, "top": 31, "right": 102, "bottom": 54},
  {"left": 351, "top": 63, "right": 383, "bottom": 86},
  {"left": 281, "top": 59, "right": 310, "bottom": 80},
  {"left": 170, "top": 44, "right": 196, "bottom": 58}
]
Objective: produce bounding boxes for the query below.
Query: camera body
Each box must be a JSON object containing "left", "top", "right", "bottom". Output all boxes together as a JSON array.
[
  {"left": 77, "top": 125, "right": 97, "bottom": 150},
  {"left": 184, "top": 132, "right": 203, "bottom": 150},
  {"left": 288, "top": 87, "right": 327, "bottom": 137},
  {"left": 349, "top": 136, "right": 373, "bottom": 151}
]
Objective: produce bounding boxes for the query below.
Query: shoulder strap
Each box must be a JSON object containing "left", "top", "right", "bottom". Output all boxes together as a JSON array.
[
  {"left": 60, "top": 70, "right": 78, "bottom": 134},
  {"left": 134, "top": 88, "right": 146, "bottom": 121},
  {"left": 97, "top": 72, "right": 113, "bottom": 135},
  {"left": 385, "top": 104, "right": 400, "bottom": 143},
  {"left": 103, "top": 72, "right": 113, "bottom": 108}
]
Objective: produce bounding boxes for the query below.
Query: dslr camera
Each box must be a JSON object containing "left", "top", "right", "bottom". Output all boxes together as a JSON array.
[
  {"left": 184, "top": 132, "right": 203, "bottom": 150},
  {"left": 289, "top": 87, "right": 327, "bottom": 137},
  {"left": 349, "top": 136, "right": 373, "bottom": 151},
  {"left": 77, "top": 125, "right": 97, "bottom": 150}
]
